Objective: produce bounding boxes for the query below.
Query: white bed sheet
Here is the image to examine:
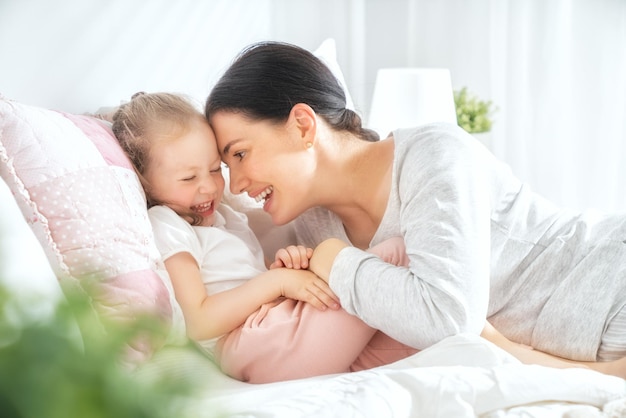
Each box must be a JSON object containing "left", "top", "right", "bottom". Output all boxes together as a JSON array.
[{"left": 140, "top": 334, "right": 626, "bottom": 418}]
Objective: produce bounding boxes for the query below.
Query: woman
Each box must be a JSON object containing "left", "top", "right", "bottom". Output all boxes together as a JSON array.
[{"left": 205, "top": 41, "right": 626, "bottom": 378}]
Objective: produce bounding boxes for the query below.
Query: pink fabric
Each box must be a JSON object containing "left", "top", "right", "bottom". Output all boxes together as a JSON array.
[
  {"left": 0, "top": 98, "right": 173, "bottom": 360},
  {"left": 216, "top": 298, "right": 417, "bottom": 383},
  {"left": 99, "top": 269, "right": 172, "bottom": 322},
  {"left": 28, "top": 167, "right": 153, "bottom": 278},
  {"left": 60, "top": 112, "right": 134, "bottom": 170},
  {"left": 350, "top": 330, "right": 419, "bottom": 373}
]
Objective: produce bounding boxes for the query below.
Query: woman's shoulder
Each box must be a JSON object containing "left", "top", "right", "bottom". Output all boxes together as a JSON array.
[
  {"left": 393, "top": 122, "right": 472, "bottom": 151},
  {"left": 392, "top": 122, "right": 473, "bottom": 165},
  {"left": 397, "top": 123, "right": 494, "bottom": 170},
  {"left": 391, "top": 123, "right": 493, "bottom": 194}
]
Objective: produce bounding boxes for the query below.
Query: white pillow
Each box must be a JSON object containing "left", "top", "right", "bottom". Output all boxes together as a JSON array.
[{"left": 313, "top": 38, "right": 355, "bottom": 110}]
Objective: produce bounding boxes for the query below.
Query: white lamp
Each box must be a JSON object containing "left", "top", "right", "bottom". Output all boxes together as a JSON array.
[{"left": 367, "top": 68, "right": 457, "bottom": 139}]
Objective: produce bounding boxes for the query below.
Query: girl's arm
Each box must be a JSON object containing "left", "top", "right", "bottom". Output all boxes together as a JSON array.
[{"left": 165, "top": 251, "right": 340, "bottom": 342}]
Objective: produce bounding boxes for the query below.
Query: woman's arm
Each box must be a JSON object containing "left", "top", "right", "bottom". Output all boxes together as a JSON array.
[
  {"left": 309, "top": 237, "right": 409, "bottom": 280},
  {"left": 308, "top": 238, "right": 349, "bottom": 283},
  {"left": 310, "top": 239, "right": 626, "bottom": 378},
  {"left": 481, "top": 322, "right": 626, "bottom": 378},
  {"left": 165, "top": 252, "right": 339, "bottom": 341},
  {"left": 480, "top": 322, "right": 590, "bottom": 369}
]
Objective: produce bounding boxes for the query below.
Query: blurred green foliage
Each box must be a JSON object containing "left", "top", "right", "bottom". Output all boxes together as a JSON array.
[
  {"left": 0, "top": 283, "right": 200, "bottom": 418},
  {"left": 454, "top": 87, "right": 496, "bottom": 134}
]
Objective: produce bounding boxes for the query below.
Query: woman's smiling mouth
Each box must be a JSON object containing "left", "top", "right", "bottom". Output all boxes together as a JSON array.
[{"left": 254, "top": 186, "right": 273, "bottom": 203}]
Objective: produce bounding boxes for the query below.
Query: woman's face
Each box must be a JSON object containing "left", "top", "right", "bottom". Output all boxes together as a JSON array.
[
  {"left": 210, "top": 111, "right": 314, "bottom": 226},
  {"left": 144, "top": 118, "right": 225, "bottom": 227}
]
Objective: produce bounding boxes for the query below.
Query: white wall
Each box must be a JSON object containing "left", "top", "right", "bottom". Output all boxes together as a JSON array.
[
  {"left": 0, "top": 0, "right": 370, "bottom": 114},
  {"left": 0, "top": 0, "right": 494, "bottom": 118},
  {"left": 1, "top": 0, "right": 625, "bottom": 210},
  {"left": 0, "top": 178, "right": 61, "bottom": 312},
  {"left": 0, "top": 0, "right": 497, "bottom": 118},
  {"left": 0, "top": 0, "right": 276, "bottom": 113}
]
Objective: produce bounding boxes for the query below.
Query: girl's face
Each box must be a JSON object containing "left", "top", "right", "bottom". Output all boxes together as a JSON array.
[
  {"left": 211, "top": 111, "right": 314, "bottom": 226},
  {"left": 144, "top": 118, "right": 225, "bottom": 227}
]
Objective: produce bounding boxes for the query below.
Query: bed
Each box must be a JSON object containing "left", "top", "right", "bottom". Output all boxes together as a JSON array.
[{"left": 1, "top": 41, "right": 625, "bottom": 417}]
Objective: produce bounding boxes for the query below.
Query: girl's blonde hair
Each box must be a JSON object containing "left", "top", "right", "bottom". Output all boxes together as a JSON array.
[{"left": 112, "top": 92, "right": 207, "bottom": 224}]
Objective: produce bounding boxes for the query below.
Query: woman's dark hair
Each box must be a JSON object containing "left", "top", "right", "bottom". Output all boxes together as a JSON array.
[{"left": 205, "top": 41, "right": 378, "bottom": 142}]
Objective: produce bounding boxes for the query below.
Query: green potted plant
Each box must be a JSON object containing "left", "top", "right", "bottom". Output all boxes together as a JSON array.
[{"left": 453, "top": 87, "right": 496, "bottom": 135}]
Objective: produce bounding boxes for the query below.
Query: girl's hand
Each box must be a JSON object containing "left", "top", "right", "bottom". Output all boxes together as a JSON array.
[
  {"left": 277, "top": 268, "right": 340, "bottom": 311},
  {"left": 270, "top": 245, "right": 314, "bottom": 270}
]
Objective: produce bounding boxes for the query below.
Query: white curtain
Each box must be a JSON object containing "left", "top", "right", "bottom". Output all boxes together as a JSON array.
[
  {"left": 2, "top": 0, "right": 624, "bottom": 212},
  {"left": 488, "top": 0, "right": 626, "bottom": 212},
  {"left": 339, "top": 0, "right": 626, "bottom": 213}
]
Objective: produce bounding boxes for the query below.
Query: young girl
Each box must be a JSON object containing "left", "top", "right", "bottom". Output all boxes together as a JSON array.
[{"left": 111, "top": 92, "right": 418, "bottom": 383}]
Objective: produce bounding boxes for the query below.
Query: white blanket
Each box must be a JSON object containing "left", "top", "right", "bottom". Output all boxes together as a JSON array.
[{"left": 140, "top": 334, "right": 626, "bottom": 418}]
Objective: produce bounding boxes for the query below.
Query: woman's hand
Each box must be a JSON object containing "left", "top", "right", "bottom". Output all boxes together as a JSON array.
[
  {"left": 270, "top": 245, "right": 314, "bottom": 269},
  {"left": 277, "top": 268, "right": 340, "bottom": 310},
  {"left": 308, "top": 238, "right": 350, "bottom": 283}
]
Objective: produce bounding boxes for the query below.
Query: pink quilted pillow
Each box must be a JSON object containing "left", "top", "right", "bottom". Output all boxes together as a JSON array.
[{"left": 0, "top": 96, "right": 173, "bottom": 347}]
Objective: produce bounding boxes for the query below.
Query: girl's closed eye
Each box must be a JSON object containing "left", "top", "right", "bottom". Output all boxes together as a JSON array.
[{"left": 181, "top": 175, "right": 196, "bottom": 181}]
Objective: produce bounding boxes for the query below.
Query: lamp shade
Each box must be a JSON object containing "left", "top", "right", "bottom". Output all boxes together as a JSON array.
[{"left": 367, "top": 68, "right": 457, "bottom": 138}]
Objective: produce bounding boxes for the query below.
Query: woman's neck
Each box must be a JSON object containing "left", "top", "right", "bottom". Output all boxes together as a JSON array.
[{"left": 320, "top": 137, "right": 395, "bottom": 249}]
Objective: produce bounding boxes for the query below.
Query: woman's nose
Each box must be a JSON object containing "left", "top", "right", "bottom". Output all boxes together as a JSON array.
[{"left": 228, "top": 167, "right": 248, "bottom": 195}]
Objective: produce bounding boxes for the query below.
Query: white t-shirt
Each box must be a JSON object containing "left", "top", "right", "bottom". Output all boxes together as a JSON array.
[
  {"left": 149, "top": 203, "right": 267, "bottom": 352},
  {"left": 149, "top": 204, "right": 266, "bottom": 294}
]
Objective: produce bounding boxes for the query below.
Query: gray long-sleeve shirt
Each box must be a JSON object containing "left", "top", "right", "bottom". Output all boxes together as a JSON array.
[{"left": 295, "top": 123, "right": 626, "bottom": 360}]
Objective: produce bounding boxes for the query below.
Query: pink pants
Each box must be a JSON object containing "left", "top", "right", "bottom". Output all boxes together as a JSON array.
[{"left": 216, "top": 298, "right": 418, "bottom": 383}]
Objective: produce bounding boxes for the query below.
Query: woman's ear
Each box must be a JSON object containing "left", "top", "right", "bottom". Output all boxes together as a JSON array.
[{"left": 289, "top": 103, "right": 317, "bottom": 147}]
